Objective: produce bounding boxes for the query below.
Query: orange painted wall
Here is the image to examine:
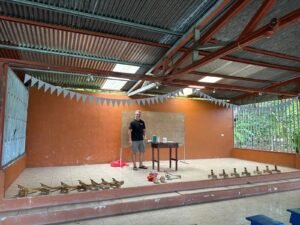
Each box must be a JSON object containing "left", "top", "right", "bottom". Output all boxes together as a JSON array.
[
  {"left": 0, "top": 169, "right": 4, "bottom": 198},
  {"left": 232, "top": 148, "right": 300, "bottom": 169},
  {"left": 3, "top": 155, "right": 26, "bottom": 190},
  {"left": 26, "top": 89, "right": 233, "bottom": 167}
]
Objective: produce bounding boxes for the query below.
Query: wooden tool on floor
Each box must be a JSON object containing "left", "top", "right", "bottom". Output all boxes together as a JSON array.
[
  {"left": 263, "top": 165, "right": 272, "bottom": 174},
  {"left": 101, "top": 178, "right": 119, "bottom": 189},
  {"left": 208, "top": 169, "right": 217, "bottom": 179},
  {"left": 40, "top": 183, "right": 69, "bottom": 193},
  {"left": 17, "top": 184, "right": 50, "bottom": 197},
  {"left": 242, "top": 167, "right": 251, "bottom": 176},
  {"left": 230, "top": 168, "right": 240, "bottom": 177},
  {"left": 253, "top": 166, "right": 262, "bottom": 175},
  {"left": 271, "top": 165, "right": 281, "bottom": 173},
  {"left": 16, "top": 177, "right": 124, "bottom": 197},
  {"left": 61, "top": 181, "right": 87, "bottom": 192},
  {"left": 219, "top": 169, "right": 229, "bottom": 178},
  {"left": 90, "top": 179, "right": 110, "bottom": 189},
  {"left": 78, "top": 180, "right": 99, "bottom": 191},
  {"left": 111, "top": 178, "right": 125, "bottom": 188}
]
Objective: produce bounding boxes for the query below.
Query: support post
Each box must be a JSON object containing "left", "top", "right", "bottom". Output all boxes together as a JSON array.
[
  {"left": 0, "top": 62, "right": 8, "bottom": 199},
  {"left": 0, "top": 63, "right": 8, "bottom": 168}
]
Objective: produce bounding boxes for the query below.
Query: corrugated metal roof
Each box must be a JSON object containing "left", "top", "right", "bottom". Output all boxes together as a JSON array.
[
  {"left": 250, "top": 24, "right": 300, "bottom": 58},
  {"left": 230, "top": 49, "right": 300, "bottom": 69},
  {"left": 0, "top": 20, "right": 165, "bottom": 65},
  {"left": 257, "top": 0, "right": 300, "bottom": 29},
  {"left": 0, "top": 0, "right": 217, "bottom": 44},
  {"left": 0, "top": 0, "right": 298, "bottom": 104},
  {"left": 213, "top": 0, "right": 300, "bottom": 58},
  {"left": 213, "top": 1, "right": 263, "bottom": 42},
  {"left": 0, "top": 48, "right": 21, "bottom": 58},
  {"left": 15, "top": 51, "right": 115, "bottom": 71}
]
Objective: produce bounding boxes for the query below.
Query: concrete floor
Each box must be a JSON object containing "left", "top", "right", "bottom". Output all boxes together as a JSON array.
[
  {"left": 62, "top": 189, "right": 300, "bottom": 225},
  {"left": 3, "top": 158, "right": 300, "bottom": 225},
  {"left": 6, "top": 158, "right": 298, "bottom": 198}
]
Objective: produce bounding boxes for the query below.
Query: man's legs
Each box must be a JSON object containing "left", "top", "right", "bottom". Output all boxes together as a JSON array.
[
  {"left": 139, "top": 151, "right": 144, "bottom": 167},
  {"left": 132, "top": 142, "right": 138, "bottom": 170},
  {"left": 132, "top": 152, "right": 137, "bottom": 168},
  {"left": 138, "top": 141, "right": 147, "bottom": 169}
]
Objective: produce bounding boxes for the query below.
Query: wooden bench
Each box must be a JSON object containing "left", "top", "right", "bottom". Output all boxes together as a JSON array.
[
  {"left": 246, "top": 215, "right": 284, "bottom": 225},
  {"left": 287, "top": 208, "right": 300, "bottom": 225}
]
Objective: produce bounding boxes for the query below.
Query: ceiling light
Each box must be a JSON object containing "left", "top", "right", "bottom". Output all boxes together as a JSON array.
[
  {"left": 113, "top": 64, "right": 140, "bottom": 74},
  {"left": 213, "top": 89, "right": 216, "bottom": 94},
  {"left": 188, "top": 85, "right": 205, "bottom": 89},
  {"left": 198, "top": 76, "right": 222, "bottom": 83},
  {"left": 102, "top": 77, "right": 129, "bottom": 90},
  {"left": 179, "top": 88, "right": 194, "bottom": 96}
]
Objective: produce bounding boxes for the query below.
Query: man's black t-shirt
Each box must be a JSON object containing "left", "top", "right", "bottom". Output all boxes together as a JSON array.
[{"left": 129, "top": 119, "right": 146, "bottom": 141}]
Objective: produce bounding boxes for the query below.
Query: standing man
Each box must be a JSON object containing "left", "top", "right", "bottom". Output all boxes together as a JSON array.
[{"left": 128, "top": 110, "right": 148, "bottom": 170}]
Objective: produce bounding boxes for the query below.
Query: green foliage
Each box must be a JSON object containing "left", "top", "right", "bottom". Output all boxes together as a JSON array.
[
  {"left": 293, "top": 131, "right": 300, "bottom": 153},
  {"left": 234, "top": 99, "right": 300, "bottom": 153}
]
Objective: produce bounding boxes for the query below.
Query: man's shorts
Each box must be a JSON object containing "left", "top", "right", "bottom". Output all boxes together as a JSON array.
[{"left": 132, "top": 140, "right": 145, "bottom": 153}]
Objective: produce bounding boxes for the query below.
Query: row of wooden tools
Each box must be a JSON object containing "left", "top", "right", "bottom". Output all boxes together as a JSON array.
[
  {"left": 17, "top": 178, "right": 124, "bottom": 198},
  {"left": 208, "top": 165, "right": 281, "bottom": 179}
]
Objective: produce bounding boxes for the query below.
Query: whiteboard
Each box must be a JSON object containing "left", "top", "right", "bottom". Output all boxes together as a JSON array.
[{"left": 121, "top": 111, "right": 184, "bottom": 148}]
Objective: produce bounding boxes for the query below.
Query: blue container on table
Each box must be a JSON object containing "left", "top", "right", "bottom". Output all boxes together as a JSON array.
[{"left": 152, "top": 135, "right": 157, "bottom": 143}]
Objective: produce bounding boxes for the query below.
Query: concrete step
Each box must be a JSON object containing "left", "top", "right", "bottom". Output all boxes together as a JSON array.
[{"left": 1, "top": 172, "right": 300, "bottom": 225}]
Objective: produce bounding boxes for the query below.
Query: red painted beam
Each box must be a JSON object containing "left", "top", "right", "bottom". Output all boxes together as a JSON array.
[
  {"left": 0, "top": 57, "right": 158, "bottom": 82},
  {"left": 189, "top": 71, "right": 275, "bottom": 83},
  {"left": 197, "top": 0, "right": 251, "bottom": 45},
  {"left": 164, "top": 1, "right": 250, "bottom": 74},
  {"left": 0, "top": 58, "right": 297, "bottom": 97},
  {"left": 200, "top": 50, "right": 300, "bottom": 72},
  {"left": 242, "top": 46, "right": 300, "bottom": 62},
  {"left": 207, "top": 39, "right": 300, "bottom": 63},
  {"left": 0, "top": 63, "right": 8, "bottom": 169},
  {"left": 168, "top": 79, "right": 298, "bottom": 97},
  {"left": 149, "top": 0, "right": 232, "bottom": 74},
  {"left": 232, "top": 76, "right": 300, "bottom": 102},
  {"left": 279, "top": 8, "right": 300, "bottom": 28},
  {"left": 166, "top": 9, "right": 300, "bottom": 81},
  {"left": 0, "top": 15, "right": 187, "bottom": 52},
  {"left": 127, "top": 80, "right": 145, "bottom": 94},
  {"left": 154, "top": 46, "right": 300, "bottom": 76},
  {"left": 239, "top": 0, "right": 275, "bottom": 39},
  {"left": 2, "top": 15, "right": 298, "bottom": 75},
  {"left": 167, "top": 26, "right": 274, "bottom": 81}
]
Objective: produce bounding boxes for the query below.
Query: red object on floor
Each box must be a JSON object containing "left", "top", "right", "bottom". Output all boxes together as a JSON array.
[
  {"left": 147, "top": 172, "right": 158, "bottom": 182},
  {"left": 110, "top": 160, "right": 129, "bottom": 167}
]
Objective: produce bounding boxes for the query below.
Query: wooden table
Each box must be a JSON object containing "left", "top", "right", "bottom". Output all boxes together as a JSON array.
[{"left": 151, "top": 142, "right": 179, "bottom": 171}]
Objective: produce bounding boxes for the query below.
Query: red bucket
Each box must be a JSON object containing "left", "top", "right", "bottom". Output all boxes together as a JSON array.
[{"left": 110, "top": 159, "right": 129, "bottom": 167}]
